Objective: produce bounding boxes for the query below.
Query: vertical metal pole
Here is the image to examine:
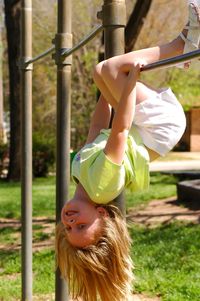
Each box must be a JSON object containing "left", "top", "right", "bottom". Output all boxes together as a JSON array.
[
  {"left": 20, "top": 0, "right": 33, "bottom": 300},
  {"left": 101, "top": 0, "right": 126, "bottom": 215},
  {"left": 103, "top": 0, "right": 126, "bottom": 57},
  {"left": 54, "top": 0, "right": 72, "bottom": 300}
]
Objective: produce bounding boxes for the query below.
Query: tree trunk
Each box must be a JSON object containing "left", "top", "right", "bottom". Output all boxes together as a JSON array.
[
  {"left": 4, "top": 0, "right": 21, "bottom": 180},
  {"left": 0, "top": 1, "right": 4, "bottom": 144},
  {"left": 125, "top": 0, "right": 152, "bottom": 52}
]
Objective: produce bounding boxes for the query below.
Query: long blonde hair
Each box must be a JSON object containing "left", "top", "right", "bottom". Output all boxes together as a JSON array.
[{"left": 56, "top": 205, "right": 134, "bottom": 301}]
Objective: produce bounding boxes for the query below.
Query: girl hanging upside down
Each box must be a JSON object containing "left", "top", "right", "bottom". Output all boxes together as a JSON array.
[{"left": 56, "top": 1, "right": 200, "bottom": 301}]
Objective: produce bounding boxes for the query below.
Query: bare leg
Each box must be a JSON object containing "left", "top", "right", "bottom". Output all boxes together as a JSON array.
[
  {"left": 101, "top": 0, "right": 200, "bottom": 84},
  {"left": 93, "top": 63, "right": 157, "bottom": 110},
  {"left": 93, "top": 64, "right": 119, "bottom": 110},
  {"left": 103, "top": 35, "right": 184, "bottom": 74},
  {"left": 93, "top": 35, "right": 184, "bottom": 109},
  {"left": 94, "top": 36, "right": 186, "bottom": 105},
  {"left": 94, "top": 0, "right": 200, "bottom": 103}
]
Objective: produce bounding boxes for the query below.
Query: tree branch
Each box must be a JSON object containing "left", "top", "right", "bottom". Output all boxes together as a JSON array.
[{"left": 125, "top": 0, "right": 153, "bottom": 52}]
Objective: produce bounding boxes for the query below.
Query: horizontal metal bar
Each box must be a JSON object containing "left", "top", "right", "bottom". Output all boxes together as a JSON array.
[
  {"left": 23, "top": 24, "right": 103, "bottom": 67},
  {"left": 25, "top": 46, "right": 55, "bottom": 65},
  {"left": 141, "top": 49, "right": 200, "bottom": 72},
  {"left": 60, "top": 24, "right": 103, "bottom": 58}
]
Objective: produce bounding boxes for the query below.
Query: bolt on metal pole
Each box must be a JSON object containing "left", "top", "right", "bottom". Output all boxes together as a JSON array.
[
  {"left": 20, "top": 0, "right": 33, "bottom": 300},
  {"left": 99, "top": 0, "right": 126, "bottom": 215},
  {"left": 54, "top": 0, "right": 72, "bottom": 300},
  {"left": 101, "top": 0, "right": 126, "bottom": 57}
]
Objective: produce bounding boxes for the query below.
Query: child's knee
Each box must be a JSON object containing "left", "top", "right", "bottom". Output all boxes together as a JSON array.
[
  {"left": 93, "top": 58, "right": 119, "bottom": 85},
  {"left": 93, "top": 61, "right": 104, "bottom": 83},
  {"left": 101, "top": 58, "right": 116, "bottom": 79}
]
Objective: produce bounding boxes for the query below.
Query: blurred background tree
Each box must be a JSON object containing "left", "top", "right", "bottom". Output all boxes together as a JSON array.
[
  {"left": 4, "top": 0, "right": 21, "bottom": 180},
  {"left": 0, "top": 0, "right": 4, "bottom": 144}
]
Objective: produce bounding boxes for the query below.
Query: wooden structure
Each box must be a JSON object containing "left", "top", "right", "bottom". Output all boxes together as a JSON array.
[{"left": 180, "top": 108, "right": 200, "bottom": 152}]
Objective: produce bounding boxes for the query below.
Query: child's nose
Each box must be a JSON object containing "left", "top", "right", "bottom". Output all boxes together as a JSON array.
[{"left": 67, "top": 218, "right": 76, "bottom": 224}]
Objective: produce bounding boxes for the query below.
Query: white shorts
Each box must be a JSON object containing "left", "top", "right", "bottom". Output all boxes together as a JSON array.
[{"left": 133, "top": 88, "right": 186, "bottom": 156}]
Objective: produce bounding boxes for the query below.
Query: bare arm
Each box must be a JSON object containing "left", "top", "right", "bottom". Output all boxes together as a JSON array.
[
  {"left": 85, "top": 94, "right": 112, "bottom": 145},
  {"left": 104, "top": 63, "right": 140, "bottom": 164}
]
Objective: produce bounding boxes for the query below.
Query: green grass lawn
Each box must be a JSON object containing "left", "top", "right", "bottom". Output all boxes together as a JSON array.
[
  {"left": 0, "top": 174, "right": 200, "bottom": 300},
  {"left": 0, "top": 176, "right": 75, "bottom": 219},
  {"left": 131, "top": 223, "right": 200, "bottom": 301},
  {"left": 0, "top": 173, "right": 177, "bottom": 219}
]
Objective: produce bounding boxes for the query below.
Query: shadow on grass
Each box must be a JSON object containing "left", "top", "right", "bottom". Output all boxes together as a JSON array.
[
  {"left": 128, "top": 196, "right": 200, "bottom": 227},
  {"left": 0, "top": 249, "right": 21, "bottom": 276}
]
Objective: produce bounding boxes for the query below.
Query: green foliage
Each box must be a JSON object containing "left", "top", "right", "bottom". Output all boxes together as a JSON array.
[
  {"left": 30, "top": 0, "right": 102, "bottom": 151},
  {"left": 32, "top": 1, "right": 57, "bottom": 162},
  {"left": 71, "top": 49, "right": 97, "bottom": 149},
  {"left": 166, "top": 68, "right": 200, "bottom": 109},
  {"left": 0, "top": 143, "right": 8, "bottom": 177},
  {"left": 33, "top": 133, "right": 55, "bottom": 177},
  {"left": 141, "top": 67, "right": 200, "bottom": 109}
]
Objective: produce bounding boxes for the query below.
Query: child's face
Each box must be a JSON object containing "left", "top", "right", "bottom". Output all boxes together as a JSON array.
[{"left": 61, "top": 197, "right": 108, "bottom": 248}]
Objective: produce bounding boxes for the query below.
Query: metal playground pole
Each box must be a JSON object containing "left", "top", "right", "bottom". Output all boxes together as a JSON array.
[
  {"left": 20, "top": 0, "right": 33, "bottom": 300},
  {"left": 100, "top": 0, "right": 127, "bottom": 215},
  {"left": 54, "top": 0, "right": 72, "bottom": 300}
]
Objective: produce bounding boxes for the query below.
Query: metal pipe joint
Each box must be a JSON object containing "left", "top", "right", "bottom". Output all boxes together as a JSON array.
[
  {"left": 98, "top": 0, "right": 126, "bottom": 27},
  {"left": 52, "top": 32, "right": 72, "bottom": 65},
  {"left": 18, "top": 57, "right": 33, "bottom": 70}
]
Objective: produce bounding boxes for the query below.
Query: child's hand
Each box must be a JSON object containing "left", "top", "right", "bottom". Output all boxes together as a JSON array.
[{"left": 127, "top": 59, "right": 146, "bottom": 82}]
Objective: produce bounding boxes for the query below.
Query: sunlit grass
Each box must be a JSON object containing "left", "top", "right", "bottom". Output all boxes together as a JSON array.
[
  {"left": 0, "top": 173, "right": 176, "bottom": 218},
  {"left": 0, "top": 175, "right": 199, "bottom": 300},
  {"left": 0, "top": 177, "right": 75, "bottom": 219},
  {"left": 131, "top": 222, "right": 200, "bottom": 301}
]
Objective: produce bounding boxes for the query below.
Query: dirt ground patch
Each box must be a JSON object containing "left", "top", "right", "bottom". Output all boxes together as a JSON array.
[
  {"left": 0, "top": 217, "right": 55, "bottom": 251},
  {"left": 128, "top": 196, "right": 200, "bottom": 226}
]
